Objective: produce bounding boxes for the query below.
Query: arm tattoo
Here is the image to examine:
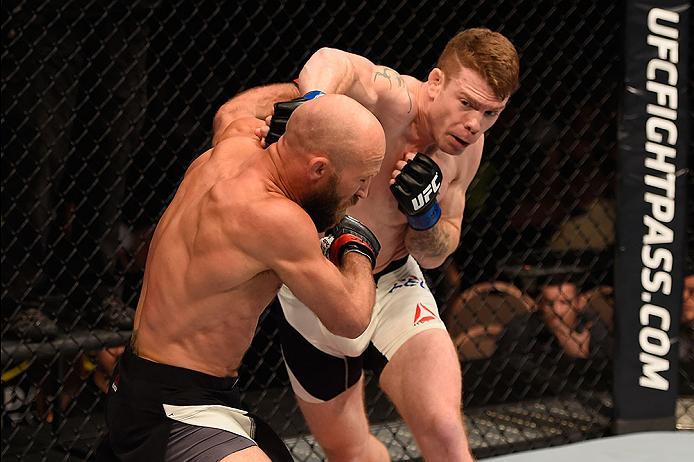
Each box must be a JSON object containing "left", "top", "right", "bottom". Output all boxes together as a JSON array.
[
  {"left": 374, "top": 67, "right": 413, "bottom": 113},
  {"left": 406, "top": 223, "right": 451, "bottom": 259}
]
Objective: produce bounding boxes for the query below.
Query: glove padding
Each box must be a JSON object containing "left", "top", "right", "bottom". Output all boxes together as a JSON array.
[
  {"left": 321, "top": 215, "right": 380, "bottom": 269},
  {"left": 390, "top": 153, "right": 442, "bottom": 230},
  {"left": 265, "top": 90, "right": 325, "bottom": 145}
]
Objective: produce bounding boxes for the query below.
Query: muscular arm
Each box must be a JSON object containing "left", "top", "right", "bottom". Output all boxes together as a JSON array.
[
  {"left": 406, "top": 147, "right": 483, "bottom": 268},
  {"left": 213, "top": 83, "right": 300, "bottom": 146},
  {"left": 298, "top": 47, "right": 413, "bottom": 115},
  {"left": 248, "top": 201, "right": 375, "bottom": 338},
  {"left": 405, "top": 217, "right": 460, "bottom": 269}
]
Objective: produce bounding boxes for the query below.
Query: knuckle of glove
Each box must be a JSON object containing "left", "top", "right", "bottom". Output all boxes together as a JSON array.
[
  {"left": 265, "top": 98, "right": 309, "bottom": 145},
  {"left": 265, "top": 93, "right": 324, "bottom": 145},
  {"left": 327, "top": 216, "right": 380, "bottom": 267},
  {"left": 389, "top": 153, "right": 442, "bottom": 217}
]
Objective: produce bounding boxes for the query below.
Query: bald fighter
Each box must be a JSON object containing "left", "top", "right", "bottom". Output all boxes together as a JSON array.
[
  {"left": 103, "top": 93, "right": 386, "bottom": 462},
  {"left": 229, "top": 28, "right": 520, "bottom": 461}
]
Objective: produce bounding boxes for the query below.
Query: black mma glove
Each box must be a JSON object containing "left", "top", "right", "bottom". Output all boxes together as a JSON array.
[
  {"left": 321, "top": 215, "right": 381, "bottom": 269},
  {"left": 265, "top": 90, "right": 325, "bottom": 145},
  {"left": 390, "top": 153, "right": 443, "bottom": 230}
]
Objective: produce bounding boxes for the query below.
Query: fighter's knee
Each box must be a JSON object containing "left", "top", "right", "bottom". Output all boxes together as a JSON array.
[
  {"left": 321, "top": 434, "right": 388, "bottom": 462},
  {"left": 322, "top": 443, "right": 365, "bottom": 462},
  {"left": 418, "top": 410, "right": 465, "bottom": 445}
]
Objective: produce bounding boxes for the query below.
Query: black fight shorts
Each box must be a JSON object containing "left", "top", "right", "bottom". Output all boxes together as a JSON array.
[{"left": 101, "top": 348, "right": 292, "bottom": 461}]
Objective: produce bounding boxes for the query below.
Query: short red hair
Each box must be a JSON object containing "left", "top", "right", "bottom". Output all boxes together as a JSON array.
[{"left": 437, "top": 28, "right": 520, "bottom": 99}]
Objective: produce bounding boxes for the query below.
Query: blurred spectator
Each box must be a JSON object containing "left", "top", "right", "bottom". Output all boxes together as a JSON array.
[
  {"left": 445, "top": 281, "right": 533, "bottom": 361},
  {"left": 497, "top": 281, "right": 612, "bottom": 399},
  {"left": 447, "top": 279, "right": 613, "bottom": 405},
  {"left": 2, "top": 1, "right": 153, "bottom": 335},
  {"left": 57, "top": 346, "right": 125, "bottom": 416},
  {"left": 1, "top": 359, "right": 52, "bottom": 432},
  {"left": 536, "top": 282, "right": 611, "bottom": 359}
]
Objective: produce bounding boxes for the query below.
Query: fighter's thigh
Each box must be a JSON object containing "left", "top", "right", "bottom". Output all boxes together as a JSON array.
[
  {"left": 296, "top": 375, "right": 373, "bottom": 452},
  {"left": 380, "top": 329, "right": 462, "bottom": 415},
  {"left": 220, "top": 446, "right": 271, "bottom": 462},
  {"left": 371, "top": 266, "right": 446, "bottom": 361}
]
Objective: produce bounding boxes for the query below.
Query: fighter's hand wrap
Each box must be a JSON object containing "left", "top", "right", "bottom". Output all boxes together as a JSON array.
[
  {"left": 390, "top": 153, "right": 443, "bottom": 230},
  {"left": 265, "top": 90, "right": 325, "bottom": 145},
  {"left": 321, "top": 215, "right": 381, "bottom": 269}
]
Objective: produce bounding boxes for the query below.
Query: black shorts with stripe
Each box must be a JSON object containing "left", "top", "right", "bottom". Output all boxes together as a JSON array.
[{"left": 101, "top": 348, "right": 291, "bottom": 461}]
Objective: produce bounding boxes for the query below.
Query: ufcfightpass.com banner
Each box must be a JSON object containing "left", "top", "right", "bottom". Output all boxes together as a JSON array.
[{"left": 615, "top": 0, "right": 690, "bottom": 432}]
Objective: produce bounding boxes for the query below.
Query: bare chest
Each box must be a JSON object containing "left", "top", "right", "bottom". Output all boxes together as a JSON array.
[{"left": 347, "top": 141, "right": 459, "bottom": 265}]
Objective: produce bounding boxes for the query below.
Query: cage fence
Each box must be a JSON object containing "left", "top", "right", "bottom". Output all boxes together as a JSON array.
[{"left": 2, "top": 0, "right": 692, "bottom": 460}]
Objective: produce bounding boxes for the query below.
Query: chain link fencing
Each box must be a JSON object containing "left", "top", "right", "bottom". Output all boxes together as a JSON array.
[{"left": 1, "top": 0, "right": 692, "bottom": 460}]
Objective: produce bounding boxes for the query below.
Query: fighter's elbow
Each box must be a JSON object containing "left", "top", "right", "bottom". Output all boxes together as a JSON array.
[
  {"left": 337, "top": 319, "right": 369, "bottom": 339},
  {"left": 327, "top": 306, "right": 371, "bottom": 339},
  {"left": 305, "top": 48, "right": 353, "bottom": 79},
  {"left": 347, "top": 310, "right": 372, "bottom": 339},
  {"left": 416, "top": 254, "right": 449, "bottom": 270},
  {"left": 312, "top": 47, "right": 342, "bottom": 62}
]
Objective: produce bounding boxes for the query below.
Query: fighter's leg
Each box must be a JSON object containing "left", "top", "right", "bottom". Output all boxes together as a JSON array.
[
  {"left": 220, "top": 446, "right": 272, "bottom": 462},
  {"left": 379, "top": 329, "right": 472, "bottom": 461},
  {"left": 295, "top": 375, "right": 389, "bottom": 462},
  {"left": 370, "top": 258, "right": 472, "bottom": 461},
  {"left": 163, "top": 419, "right": 278, "bottom": 462},
  {"left": 278, "top": 287, "right": 389, "bottom": 462}
]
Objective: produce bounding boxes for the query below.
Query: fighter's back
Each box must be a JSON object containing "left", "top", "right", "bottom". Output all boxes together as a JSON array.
[{"left": 133, "top": 140, "right": 283, "bottom": 377}]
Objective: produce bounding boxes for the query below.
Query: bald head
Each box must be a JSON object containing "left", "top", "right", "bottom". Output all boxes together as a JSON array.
[{"left": 282, "top": 94, "right": 386, "bottom": 171}]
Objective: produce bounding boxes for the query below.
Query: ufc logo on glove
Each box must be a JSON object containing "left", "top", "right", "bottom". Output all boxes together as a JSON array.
[
  {"left": 411, "top": 173, "right": 441, "bottom": 211},
  {"left": 390, "top": 153, "right": 443, "bottom": 230}
]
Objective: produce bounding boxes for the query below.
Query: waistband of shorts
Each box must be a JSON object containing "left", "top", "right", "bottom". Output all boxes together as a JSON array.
[
  {"left": 121, "top": 347, "right": 239, "bottom": 391},
  {"left": 374, "top": 255, "right": 409, "bottom": 283}
]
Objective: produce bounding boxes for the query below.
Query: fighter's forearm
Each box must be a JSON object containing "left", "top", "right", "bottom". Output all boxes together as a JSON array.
[
  {"left": 332, "top": 253, "right": 376, "bottom": 338},
  {"left": 405, "top": 219, "right": 459, "bottom": 269},
  {"left": 298, "top": 47, "right": 358, "bottom": 95},
  {"left": 213, "top": 83, "right": 300, "bottom": 143}
]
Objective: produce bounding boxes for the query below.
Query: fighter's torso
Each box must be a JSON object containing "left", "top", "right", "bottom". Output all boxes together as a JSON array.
[
  {"left": 346, "top": 77, "right": 468, "bottom": 272},
  {"left": 133, "top": 141, "right": 282, "bottom": 377}
]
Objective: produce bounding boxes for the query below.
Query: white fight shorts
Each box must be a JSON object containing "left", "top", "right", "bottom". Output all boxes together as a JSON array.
[{"left": 278, "top": 255, "right": 447, "bottom": 403}]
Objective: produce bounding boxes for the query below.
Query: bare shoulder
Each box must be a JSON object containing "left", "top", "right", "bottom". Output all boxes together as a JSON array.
[
  {"left": 371, "top": 67, "right": 419, "bottom": 123},
  {"left": 223, "top": 193, "right": 317, "bottom": 254},
  {"left": 183, "top": 149, "right": 213, "bottom": 178}
]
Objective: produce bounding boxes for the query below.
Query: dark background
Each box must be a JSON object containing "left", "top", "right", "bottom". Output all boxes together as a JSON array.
[{"left": 2, "top": 0, "right": 691, "bottom": 460}]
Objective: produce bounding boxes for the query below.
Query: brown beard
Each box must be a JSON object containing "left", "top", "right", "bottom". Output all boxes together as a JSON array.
[{"left": 301, "top": 173, "right": 343, "bottom": 232}]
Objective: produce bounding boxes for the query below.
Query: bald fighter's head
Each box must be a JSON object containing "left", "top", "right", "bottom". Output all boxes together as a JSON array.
[
  {"left": 283, "top": 94, "right": 385, "bottom": 168},
  {"left": 279, "top": 95, "right": 386, "bottom": 231}
]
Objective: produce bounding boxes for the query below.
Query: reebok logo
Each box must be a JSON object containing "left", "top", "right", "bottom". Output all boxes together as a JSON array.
[
  {"left": 413, "top": 303, "right": 437, "bottom": 325},
  {"left": 411, "top": 173, "right": 441, "bottom": 211}
]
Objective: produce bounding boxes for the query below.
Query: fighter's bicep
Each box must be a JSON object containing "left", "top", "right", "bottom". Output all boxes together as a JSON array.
[
  {"left": 438, "top": 141, "right": 483, "bottom": 224},
  {"left": 344, "top": 58, "right": 410, "bottom": 115},
  {"left": 246, "top": 206, "right": 343, "bottom": 295},
  {"left": 262, "top": 227, "right": 328, "bottom": 285},
  {"left": 260, "top": 226, "right": 349, "bottom": 313},
  {"left": 438, "top": 179, "right": 466, "bottom": 236},
  {"left": 275, "top": 250, "right": 346, "bottom": 306}
]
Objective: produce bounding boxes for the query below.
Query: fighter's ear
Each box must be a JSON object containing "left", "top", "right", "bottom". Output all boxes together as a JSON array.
[
  {"left": 427, "top": 68, "right": 444, "bottom": 98},
  {"left": 307, "top": 156, "right": 332, "bottom": 181}
]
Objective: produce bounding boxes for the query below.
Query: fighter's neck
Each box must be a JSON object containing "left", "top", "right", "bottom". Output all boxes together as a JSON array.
[
  {"left": 262, "top": 143, "right": 301, "bottom": 203},
  {"left": 403, "top": 81, "right": 436, "bottom": 153}
]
